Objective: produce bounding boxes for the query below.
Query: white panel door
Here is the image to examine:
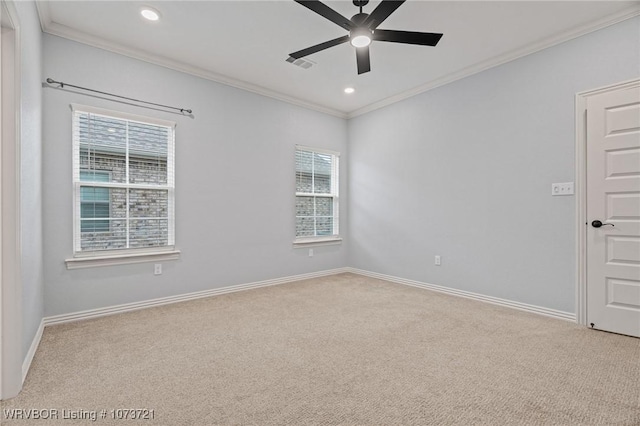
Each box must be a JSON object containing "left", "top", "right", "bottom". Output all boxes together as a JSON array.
[{"left": 586, "top": 84, "right": 640, "bottom": 337}]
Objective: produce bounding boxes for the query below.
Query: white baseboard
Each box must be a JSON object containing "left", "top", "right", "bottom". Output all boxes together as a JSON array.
[
  {"left": 22, "top": 319, "right": 44, "bottom": 384},
  {"left": 44, "top": 267, "right": 350, "bottom": 326},
  {"left": 26, "top": 266, "right": 572, "bottom": 383},
  {"left": 346, "top": 268, "right": 576, "bottom": 322},
  {"left": 43, "top": 266, "right": 575, "bottom": 327}
]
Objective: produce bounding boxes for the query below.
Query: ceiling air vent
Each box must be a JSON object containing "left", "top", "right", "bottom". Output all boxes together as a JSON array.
[{"left": 286, "top": 56, "right": 315, "bottom": 69}]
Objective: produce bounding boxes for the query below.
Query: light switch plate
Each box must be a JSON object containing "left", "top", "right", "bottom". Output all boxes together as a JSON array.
[{"left": 551, "top": 182, "right": 574, "bottom": 196}]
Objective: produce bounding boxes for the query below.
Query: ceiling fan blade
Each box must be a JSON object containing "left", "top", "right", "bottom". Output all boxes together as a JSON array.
[
  {"left": 294, "top": 0, "right": 354, "bottom": 31},
  {"left": 289, "top": 35, "right": 350, "bottom": 59},
  {"left": 373, "top": 29, "right": 443, "bottom": 46},
  {"left": 364, "top": 0, "right": 406, "bottom": 29},
  {"left": 356, "top": 47, "right": 371, "bottom": 75}
]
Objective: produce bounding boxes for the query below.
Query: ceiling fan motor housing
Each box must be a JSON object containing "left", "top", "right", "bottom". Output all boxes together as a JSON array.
[
  {"left": 350, "top": 12, "right": 372, "bottom": 47},
  {"left": 351, "top": 12, "right": 369, "bottom": 26}
]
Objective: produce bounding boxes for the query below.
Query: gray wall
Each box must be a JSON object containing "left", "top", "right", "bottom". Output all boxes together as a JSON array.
[
  {"left": 348, "top": 17, "right": 640, "bottom": 313},
  {"left": 16, "top": 0, "right": 44, "bottom": 359},
  {"left": 40, "top": 15, "right": 639, "bottom": 318},
  {"left": 42, "top": 35, "right": 348, "bottom": 316}
]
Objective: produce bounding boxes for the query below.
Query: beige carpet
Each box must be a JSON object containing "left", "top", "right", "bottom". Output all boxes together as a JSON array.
[{"left": 2, "top": 273, "right": 639, "bottom": 425}]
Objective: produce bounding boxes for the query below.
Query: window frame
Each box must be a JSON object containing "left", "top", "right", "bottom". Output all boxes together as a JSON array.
[
  {"left": 67, "top": 104, "right": 179, "bottom": 268},
  {"left": 294, "top": 145, "right": 341, "bottom": 246}
]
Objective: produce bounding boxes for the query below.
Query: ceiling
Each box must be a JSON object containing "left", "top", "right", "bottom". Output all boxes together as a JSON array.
[{"left": 37, "top": 1, "right": 640, "bottom": 118}]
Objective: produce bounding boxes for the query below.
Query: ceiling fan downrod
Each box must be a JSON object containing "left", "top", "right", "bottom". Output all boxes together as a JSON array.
[{"left": 353, "top": 0, "right": 369, "bottom": 14}]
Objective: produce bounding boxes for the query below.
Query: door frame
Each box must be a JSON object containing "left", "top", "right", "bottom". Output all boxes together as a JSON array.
[
  {"left": 575, "top": 77, "right": 640, "bottom": 327},
  {"left": 0, "top": 0, "right": 22, "bottom": 400}
]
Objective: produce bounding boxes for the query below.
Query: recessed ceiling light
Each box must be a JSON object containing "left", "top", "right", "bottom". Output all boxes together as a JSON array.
[
  {"left": 344, "top": 87, "right": 355, "bottom": 94},
  {"left": 140, "top": 7, "right": 160, "bottom": 21}
]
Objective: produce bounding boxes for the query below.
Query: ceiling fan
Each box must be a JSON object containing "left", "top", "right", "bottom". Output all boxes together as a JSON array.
[{"left": 289, "top": 0, "right": 443, "bottom": 75}]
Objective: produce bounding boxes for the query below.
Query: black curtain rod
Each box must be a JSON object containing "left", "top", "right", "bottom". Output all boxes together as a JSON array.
[{"left": 45, "top": 78, "right": 193, "bottom": 114}]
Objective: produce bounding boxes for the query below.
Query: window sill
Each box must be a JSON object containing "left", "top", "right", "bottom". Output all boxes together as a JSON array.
[
  {"left": 293, "top": 237, "right": 343, "bottom": 248},
  {"left": 65, "top": 249, "right": 181, "bottom": 270}
]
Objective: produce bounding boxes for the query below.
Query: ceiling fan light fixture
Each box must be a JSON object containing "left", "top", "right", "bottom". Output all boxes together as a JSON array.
[
  {"left": 350, "top": 28, "right": 372, "bottom": 48},
  {"left": 290, "top": 0, "right": 443, "bottom": 75}
]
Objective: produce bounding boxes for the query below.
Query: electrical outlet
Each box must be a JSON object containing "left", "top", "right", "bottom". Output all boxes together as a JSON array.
[
  {"left": 309, "top": 248, "right": 314, "bottom": 257},
  {"left": 551, "top": 182, "right": 574, "bottom": 196},
  {"left": 154, "top": 264, "right": 162, "bottom": 275},
  {"left": 435, "top": 255, "right": 441, "bottom": 266}
]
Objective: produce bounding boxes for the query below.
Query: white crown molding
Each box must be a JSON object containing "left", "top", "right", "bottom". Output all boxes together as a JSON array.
[
  {"left": 34, "top": 0, "right": 50, "bottom": 32},
  {"left": 34, "top": 1, "right": 347, "bottom": 120},
  {"left": 35, "top": 3, "right": 640, "bottom": 120},
  {"left": 347, "top": 268, "right": 576, "bottom": 322},
  {"left": 347, "top": 4, "right": 640, "bottom": 119}
]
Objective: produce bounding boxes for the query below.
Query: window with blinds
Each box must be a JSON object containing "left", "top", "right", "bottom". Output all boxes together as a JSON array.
[
  {"left": 72, "top": 105, "right": 175, "bottom": 255},
  {"left": 295, "top": 146, "right": 339, "bottom": 241}
]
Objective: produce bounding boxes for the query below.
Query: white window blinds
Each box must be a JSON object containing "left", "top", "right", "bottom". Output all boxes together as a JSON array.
[
  {"left": 72, "top": 105, "right": 175, "bottom": 254},
  {"left": 295, "top": 146, "right": 339, "bottom": 240}
]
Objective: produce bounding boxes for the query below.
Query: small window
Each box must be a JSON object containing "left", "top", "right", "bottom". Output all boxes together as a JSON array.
[
  {"left": 72, "top": 105, "right": 175, "bottom": 255},
  {"left": 295, "top": 146, "right": 339, "bottom": 243},
  {"left": 80, "top": 171, "right": 110, "bottom": 233}
]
